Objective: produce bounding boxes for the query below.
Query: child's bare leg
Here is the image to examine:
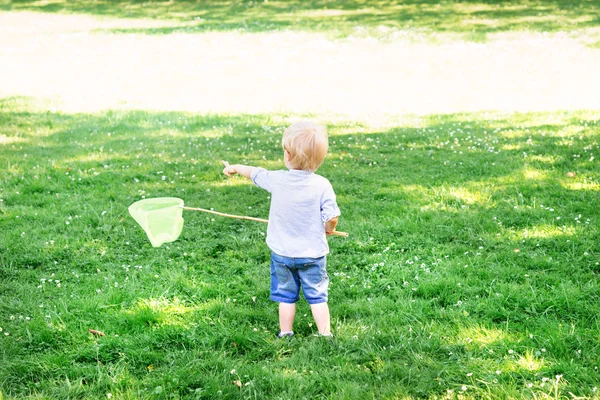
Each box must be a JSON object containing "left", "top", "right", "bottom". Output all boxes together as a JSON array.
[
  {"left": 310, "top": 302, "right": 330, "bottom": 335},
  {"left": 279, "top": 302, "right": 296, "bottom": 333}
]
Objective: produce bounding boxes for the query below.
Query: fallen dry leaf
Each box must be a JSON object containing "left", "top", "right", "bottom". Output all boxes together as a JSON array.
[
  {"left": 233, "top": 380, "right": 242, "bottom": 388},
  {"left": 566, "top": 172, "right": 576, "bottom": 178},
  {"left": 88, "top": 329, "right": 106, "bottom": 337}
]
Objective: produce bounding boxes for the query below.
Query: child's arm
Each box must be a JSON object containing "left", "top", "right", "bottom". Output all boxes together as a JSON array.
[
  {"left": 324, "top": 216, "right": 339, "bottom": 235},
  {"left": 222, "top": 160, "right": 256, "bottom": 179}
]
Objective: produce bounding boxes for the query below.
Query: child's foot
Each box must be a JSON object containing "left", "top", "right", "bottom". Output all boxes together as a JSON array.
[{"left": 277, "top": 331, "right": 294, "bottom": 339}]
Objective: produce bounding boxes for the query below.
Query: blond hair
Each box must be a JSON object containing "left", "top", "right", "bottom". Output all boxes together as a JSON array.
[{"left": 282, "top": 121, "right": 328, "bottom": 172}]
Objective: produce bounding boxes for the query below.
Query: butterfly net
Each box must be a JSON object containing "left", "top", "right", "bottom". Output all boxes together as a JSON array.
[{"left": 128, "top": 197, "right": 184, "bottom": 247}]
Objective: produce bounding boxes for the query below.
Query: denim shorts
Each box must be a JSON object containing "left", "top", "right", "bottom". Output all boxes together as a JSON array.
[{"left": 270, "top": 252, "right": 329, "bottom": 305}]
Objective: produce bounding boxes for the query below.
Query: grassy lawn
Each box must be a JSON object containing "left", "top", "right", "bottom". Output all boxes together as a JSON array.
[
  {"left": 1, "top": 0, "right": 600, "bottom": 399},
  {"left": 1, "top": 97, "right": 599, "bottom": 399},
  {"left": 1, "top": 0, "right": 599, "bottom": 41}
]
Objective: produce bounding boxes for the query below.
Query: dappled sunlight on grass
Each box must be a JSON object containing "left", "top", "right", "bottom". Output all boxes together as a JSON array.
[
  {"left": 483, "top": 170, "right": 553, "bottom": 191},
  {"left": 62, "top": 153, "right": 128, "bottom": 164},
  {"left": 445, "top": 187, "right": 484, "bottom": 205},
  {"left": 141, "top": 296, "right": 191, "bottom": 314},
  {"left": 129, "top": 296, "right": 198, "bottom": 328},
  {"left": 0, "top": 135, "right": 26, "bottom": 145},
  {"left": 515, "top": 350, "right": 545, "bottom": 372},
  {"left": 453, "top": 325, "right": 510, "bottom": 349},
  {"left": 3, "top": 0, "right": 599, "bottom": 39},
  {"left": 562, "top": 180, "right": 600, "bottom": 191},
  {"left": 300, "top": 8, "right": 366, "bottom": 18},
  {"left": 501, "top": 144, "right": 523, "bottom": 151},
  {"left": 400, "top": 184, "right": 430, "bottom": 195},
  {"left": 514, "top": 225, "right": 577, "bottom": 240},
  {"left": 522, "top": 168, "right": 548, "bottom": 181},
  {"left": 528, "top": 154, "right": 559, "bottom": 164},
  {"left": 426, "top": 186, "right": 491, "bottom": 212},
  {"left": 462, "top": 18, "right": 500, "bottom": 28}
]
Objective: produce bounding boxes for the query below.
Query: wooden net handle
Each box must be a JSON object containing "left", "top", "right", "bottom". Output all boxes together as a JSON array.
[{"left": 182, "top": 206, "right": 348, "bottom": 237}]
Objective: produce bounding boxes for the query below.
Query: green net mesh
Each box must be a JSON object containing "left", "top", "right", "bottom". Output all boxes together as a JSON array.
[{"left": 128, "top": 197, "right": 184, "bottom": 247}]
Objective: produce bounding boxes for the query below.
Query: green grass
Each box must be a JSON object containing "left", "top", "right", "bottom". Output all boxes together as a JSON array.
[
  {"left": 1, "top": 96, "right": 599, "bottom": 398},
  {"left": 2, "top": 0, "right": 600, "bottom": 40}
]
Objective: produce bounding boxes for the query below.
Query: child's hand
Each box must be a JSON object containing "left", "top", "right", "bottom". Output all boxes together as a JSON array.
[
  {"left": 222, "top": 161, "right": 256, "bottom": 179},
  {"left": 222, "top": 160, "right": 236, "bottom": 177},
  {"left": 324, "top": 216, "right": 339, "bottom": 235}
]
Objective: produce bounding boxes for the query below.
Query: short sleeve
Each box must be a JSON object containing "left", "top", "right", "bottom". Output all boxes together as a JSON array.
[
  {"left": 251, "top": 167, "right": 272, "bottom": 192},
  {"left": 320, "top": 182, "right": 340, "bottom": 223}
]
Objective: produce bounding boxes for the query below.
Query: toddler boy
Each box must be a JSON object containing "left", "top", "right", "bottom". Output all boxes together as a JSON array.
[{"left": 222, "top": 121, "right": 340, "bottom": 337}]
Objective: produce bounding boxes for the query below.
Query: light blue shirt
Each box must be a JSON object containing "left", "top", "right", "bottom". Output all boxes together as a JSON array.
[{"left": 251, "top": 168, "right": 340, "bottom": 258}]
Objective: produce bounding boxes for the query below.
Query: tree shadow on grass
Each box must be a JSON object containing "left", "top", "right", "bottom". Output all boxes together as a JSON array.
[{"left": 2, "top": 0, "right": 599, "bottom": 39}]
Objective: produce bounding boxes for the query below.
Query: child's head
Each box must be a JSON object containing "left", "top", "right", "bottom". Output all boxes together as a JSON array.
[{"left": 282, "top": 121, "right": 328, "bottom": 172}]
